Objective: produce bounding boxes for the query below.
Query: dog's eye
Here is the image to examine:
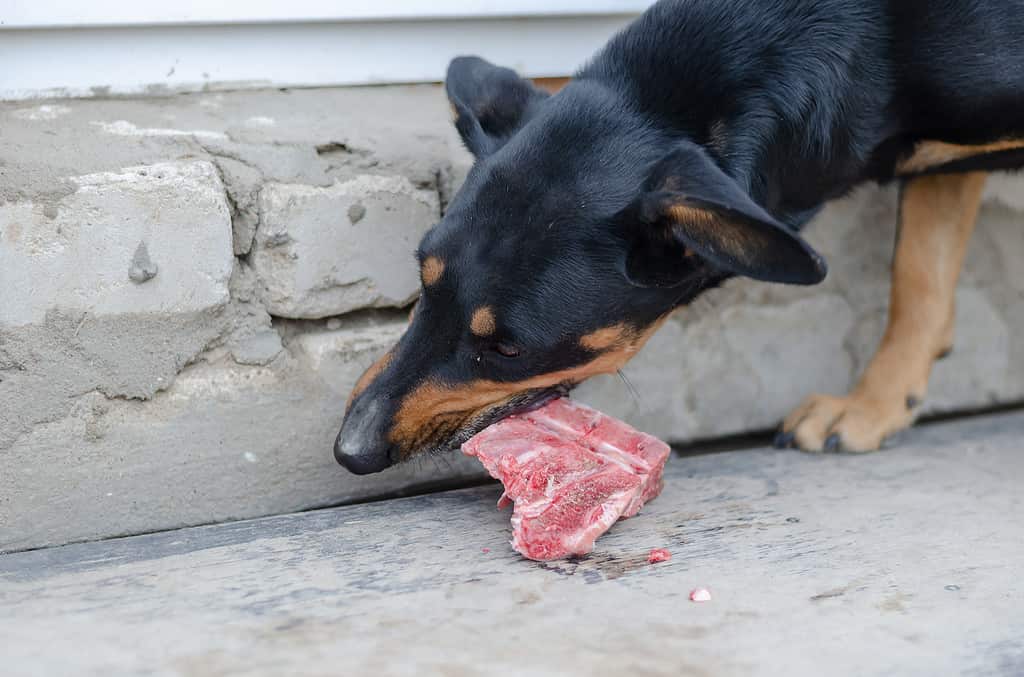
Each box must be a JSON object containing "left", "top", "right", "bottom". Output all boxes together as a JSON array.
[{"left": 492, "top": 342, "right": 522, "bottom": 359}]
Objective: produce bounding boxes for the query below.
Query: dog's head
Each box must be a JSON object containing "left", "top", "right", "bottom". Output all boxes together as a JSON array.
[{"left": 334, "top": 57, "right": 826, "bottom": 474}]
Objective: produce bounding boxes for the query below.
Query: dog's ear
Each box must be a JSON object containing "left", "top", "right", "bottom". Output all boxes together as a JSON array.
[
  {"left": 446, "top": 56, "right": 550, "bottom": 158},
  {"left": 622, "top": 144, "right": 827, "bottom": 287}
]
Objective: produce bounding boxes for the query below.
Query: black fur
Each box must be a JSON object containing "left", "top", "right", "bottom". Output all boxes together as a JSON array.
[{"left": 335, "top": 0, "right": 1024, "bottom": 474}]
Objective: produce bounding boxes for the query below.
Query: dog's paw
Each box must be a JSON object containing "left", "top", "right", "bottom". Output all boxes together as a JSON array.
[{"left": 775, "top": 392, "right": 920, "bottom": 453}]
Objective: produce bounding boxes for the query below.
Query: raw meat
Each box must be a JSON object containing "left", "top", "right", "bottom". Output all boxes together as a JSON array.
[
  {"left": 647, "top": 548, "right": 672, "bottom": 563},
  {"left": 462, "top": 398, "right": 671, "bottom": 561},
  {"left": 689, "top": 588, "right": 712, "bottom": 602}
]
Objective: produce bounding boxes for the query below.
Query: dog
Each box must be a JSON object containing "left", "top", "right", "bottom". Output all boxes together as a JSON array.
[{"left": 335, "top": 0, "right": 1024, "bottom": 474}]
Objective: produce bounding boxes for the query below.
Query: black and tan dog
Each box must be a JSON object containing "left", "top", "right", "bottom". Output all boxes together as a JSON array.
[{"left": 335, "top": 0, "right": 1024, "bottom": 474}]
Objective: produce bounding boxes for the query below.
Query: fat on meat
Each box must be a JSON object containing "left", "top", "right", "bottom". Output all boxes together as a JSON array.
[{"left": 463, "top": 398, "right": 671, "bottom": 561}]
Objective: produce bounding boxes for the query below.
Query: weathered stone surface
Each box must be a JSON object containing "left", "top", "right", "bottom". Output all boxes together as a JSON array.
[
  {"left": 1, "top": 161, "right": 232, "bottom": 327},
  {"left": 2, "top": 411, "right": 1022, "bottom": 677},
  {"left": 228, "top": 328, "right": 284, "bottom": 366},
  {"left": 251, "top": 175, "right": 439, "bottom": 319},
  {"left": 293, "top": 319, "right": 407, "bottom": 394},
  {"left": 214, "top": 156, "right": 264, "bottom": 256},
  {"left": 0, "top": 86, "right": 468, "bottom": 204},
  {"left": 0, "top": 88, "right": 472, "bottom": 551},
  {"left": 0, "top": 309, "right": 226, "bottom": 451},
  {"left": 0, "top": 161, "right": 235, "bottom": 451},
  {"left": 0, "top": 343, "right": 484, "bottom": 554}
]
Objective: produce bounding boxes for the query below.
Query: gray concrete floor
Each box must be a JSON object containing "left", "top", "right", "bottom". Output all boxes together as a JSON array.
[{"left": 2, "top": 411, "right": 1023, "bottom": 677}]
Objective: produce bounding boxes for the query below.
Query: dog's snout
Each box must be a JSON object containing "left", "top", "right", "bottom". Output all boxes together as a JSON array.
[
  {"left": 335, "top": 397, "right": 397, "bottom": 474},
  {"left": 334, "top": 435, "right": 393, "bottom": 474},
  {"left": 335, "top": 428, "right": 395, "bottom": 474}
]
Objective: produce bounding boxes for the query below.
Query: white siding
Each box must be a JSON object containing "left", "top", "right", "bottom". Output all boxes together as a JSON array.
[
  {"left": 4, "top": 1, "right": 649, "bottom": 27},
  {"left": 0, "top": 1, "right": 652, "bottom": 100}
]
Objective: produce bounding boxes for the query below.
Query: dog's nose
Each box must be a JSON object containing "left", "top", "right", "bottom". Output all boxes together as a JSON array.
[
  {"left": 334, "top": 397, "right": 396, "bottom": 474},
  {"left": 334, "top": 434, "right": 393, "bottom": 474}
]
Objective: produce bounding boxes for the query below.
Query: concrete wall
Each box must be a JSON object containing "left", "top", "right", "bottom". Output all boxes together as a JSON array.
[{"left": 2, "top": 87, "right": 1023, "bottom": 553}]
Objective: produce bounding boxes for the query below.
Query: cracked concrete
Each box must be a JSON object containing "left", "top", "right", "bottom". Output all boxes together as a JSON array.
[
  {"left": 2, "top": 86, "right": 1023, "bottom": 552},
  {"left": 0, "top": 86, "right": 479, "bottom": 552},
  {"left": 252, "top": 175, "right": 439, "bottom": 318},
  {"left": 0, "top": 308, "right": 225, "bottom": 451}
]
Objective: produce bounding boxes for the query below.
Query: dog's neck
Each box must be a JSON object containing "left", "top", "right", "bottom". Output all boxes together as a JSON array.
[{"left": 578, "top": 0, "right": 892, "bottom": 229}]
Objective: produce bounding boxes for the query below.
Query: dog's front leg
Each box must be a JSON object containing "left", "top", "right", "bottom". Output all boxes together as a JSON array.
[{"left": 778, "top": 172, "right": 987, "bottom": 452}]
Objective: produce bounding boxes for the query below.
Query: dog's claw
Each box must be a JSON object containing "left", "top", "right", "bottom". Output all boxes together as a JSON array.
[
  {"left": 773, "top": 431, "right": 794, "bottom": 449},
  {"left": 824, "top": 433, "right": 842, "bottom": 453}
]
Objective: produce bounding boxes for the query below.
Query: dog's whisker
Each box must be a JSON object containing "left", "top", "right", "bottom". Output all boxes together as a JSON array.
[
  {"left": 427, "top": 452, "right": 444, "bottom": 475},
  {"left": 617, "top": 369, "right": 643, "bottom": 410}
]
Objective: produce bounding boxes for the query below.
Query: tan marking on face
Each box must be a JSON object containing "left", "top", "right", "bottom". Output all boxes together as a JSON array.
[
  {"left": 896, "top": 139, "right": 1024, "bottom": 175},
  {"left": 421, "top": 256, "right": 445, "bottom": 286},
  {"left": 470, "top": 306, "right": 496, "bottom": 336},
  {"left": 389, "top": 315, "right": 670, "bottom": 454},
  {"left": 579, "top": 323, "right": 630, "bottom": 351},
  {"left": 346, "top": 349, "right": 394, "bottom": 409}
]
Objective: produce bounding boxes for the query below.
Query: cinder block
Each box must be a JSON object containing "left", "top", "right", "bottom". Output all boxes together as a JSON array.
[
  {"left": 293, "top": 319, "right": 407, "bottom": 394},
  {"left": 0, "top": 161, "right": 233, "bottom": 327},
  {"left": 251, "top": 175, "right": 439, "bottom": 319}
]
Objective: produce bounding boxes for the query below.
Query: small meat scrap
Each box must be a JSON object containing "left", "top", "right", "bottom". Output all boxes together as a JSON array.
[
  {"left": 689, "top": 588, "right": 712, "bottom": 602},
  {"left": 462, "top": 398, "right": 671, "bottom": 561},
  {"left": 648, "top": 548, "right": 672, "bottom": 564}
]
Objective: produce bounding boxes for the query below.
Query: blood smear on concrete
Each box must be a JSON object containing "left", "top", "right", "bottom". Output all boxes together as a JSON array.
[{"left": 647, "top": 548, "right": 672, "bottom": 563}]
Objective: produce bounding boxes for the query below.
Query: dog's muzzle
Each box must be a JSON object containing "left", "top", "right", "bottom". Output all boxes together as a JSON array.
[{"left": 334, "top": 398, "right": 399, "bottom": 474}]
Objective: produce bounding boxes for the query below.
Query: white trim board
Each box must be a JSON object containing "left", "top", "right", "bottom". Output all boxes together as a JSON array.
[
  {"left": 3, "top": 1, "right": 651, "bottom": 28},
  {"left": 0, "top": 15, "right": 641, "bottom": 100}
]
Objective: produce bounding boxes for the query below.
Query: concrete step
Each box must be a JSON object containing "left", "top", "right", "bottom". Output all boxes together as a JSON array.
[
  {"left": 3, "top": 88, "right": 1024, "bottom": 552},
  {"left": 2, "top": 411, "right": 1022, "bottom": 677}
]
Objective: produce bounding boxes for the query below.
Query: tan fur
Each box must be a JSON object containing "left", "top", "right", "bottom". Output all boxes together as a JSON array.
[
  {"left": 389, "top": 315, "right": 669, "bottom": 453},
  {"left": 896, "top": 139, "right": 1024, "bottom": 175},
  {"left": 783, "top": 172, "right": 987, "bottom": 452},
  {"left": 470, "top": 306, "right": 497, "bottom": 337},
  {"left": 532, "top": 77, "right": 570, "bottom": 94},
  {"left": 421, "top": 256, "right": 445, "bottom": 287},
  {"left": 666, "top": 203, "right": 751, "bottom": 260},
  {"left": 347, "top": 350, "right": 394, "bottom": 408},
  {"left": 666, "top": 204, "right": 719, "bottom": 230},
  {"left": 579, "top": 324, "right": 630, "bottom": 351}
]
